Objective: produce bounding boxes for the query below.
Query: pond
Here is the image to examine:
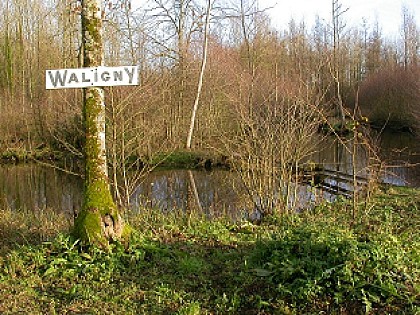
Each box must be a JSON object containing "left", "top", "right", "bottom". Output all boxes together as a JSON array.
[{"left": 0, "top": 131, "right": 419, "bottom": 215}]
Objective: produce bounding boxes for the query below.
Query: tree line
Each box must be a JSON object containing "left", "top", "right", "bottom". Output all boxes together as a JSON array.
[
  {"left": 0, "top": 0, "right": 418, "bottom": 152},
  {"left": 0, "top": 0, "right": 420, "bottom": 210}
]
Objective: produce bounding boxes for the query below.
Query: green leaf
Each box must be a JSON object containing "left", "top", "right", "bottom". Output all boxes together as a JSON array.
[
  {"left": 80, "top": 253, "right": 93, "bottom": 261},
  {"left": 43, "top": 266, "right": 57, "bottom": 277},
  {"left": 252, "top": 268, "right": 272, "bottom": 277},
  {"left": 51, "top": 257, "right": 68, "bottom": 265}
]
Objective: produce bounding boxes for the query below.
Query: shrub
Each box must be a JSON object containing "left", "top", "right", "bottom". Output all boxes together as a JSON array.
[
  {"left": 358, "top": 66, "right": 420, "bottom": 132},
  {"left": 251, "top": 224, "right": 419, "bottom": 313}
]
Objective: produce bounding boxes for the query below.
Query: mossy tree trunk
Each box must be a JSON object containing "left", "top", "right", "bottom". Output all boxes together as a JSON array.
[{"left": 73, "top": 0, "right": 126, "bottom": 246}]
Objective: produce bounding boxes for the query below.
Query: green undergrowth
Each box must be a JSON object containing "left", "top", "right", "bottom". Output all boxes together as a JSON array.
[
  {"left": 0, "top": 187, "right": 419, "bottom": 314},
  {"left": 150, "top": 150, "right": 227, "bottom": 170},
  {"left": 0, "top": 147, "right": 57, "bottom": 164}
]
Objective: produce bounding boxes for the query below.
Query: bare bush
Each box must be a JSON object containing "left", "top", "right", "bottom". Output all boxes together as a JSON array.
[
  {"left": 222, "top": 79, "right": 324, "bottom": 216},
  {"left": 358, "top": 65, "right": 420, "bottom": 132}
]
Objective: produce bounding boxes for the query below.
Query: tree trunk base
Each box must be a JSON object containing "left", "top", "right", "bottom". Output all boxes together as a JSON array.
[
  {"left": 101, "top": 213, "right": 124, "bottom": 240},
  {"left": 73, "top": 209, "right": 129, "bottom": 247}
]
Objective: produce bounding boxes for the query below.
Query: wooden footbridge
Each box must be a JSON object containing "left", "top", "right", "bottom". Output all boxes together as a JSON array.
[{"left": 301, "top": 167, "right": 370, "bottom": 198}]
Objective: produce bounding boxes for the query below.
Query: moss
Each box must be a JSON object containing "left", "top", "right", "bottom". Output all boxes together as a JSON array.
[
  {"left": 85, "top": 2, "right": 102, "bottom": 44},
  {"left": 73, "top": 183, "right": 125, "bottom": 246},
  {"left": 73, "top": 0, "right": 128, "bottom": 247},
  {"left": 83, "top": 180, "right": 115, "bottom": 214},
  {"left": 73, "top": 210, "right": 104, "bottom": 245},
  {"left": 83, "top": 90, "right": 106, "bottom": 186},
  {"left": 82, "top": 0, "right": 103, "bottom": 65},
  {"left": 75, "top": 87, "right": 120, "bottom": 245},
  {"left": 121, "top": 224, "right": 135, "bottom": 242},
  {"left": 159, "top": 151, "right": 200, "bottom": 168},
  {"left": 86, "top": 21, "right": 101, "bottom": 45},
  {"left": 150, "top": 150, "right": 224, "bottom": 169}
]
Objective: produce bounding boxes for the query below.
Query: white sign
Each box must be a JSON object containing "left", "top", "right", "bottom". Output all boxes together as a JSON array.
[{"left": 46, "top": 66, "right": 138, "bottom": 89}]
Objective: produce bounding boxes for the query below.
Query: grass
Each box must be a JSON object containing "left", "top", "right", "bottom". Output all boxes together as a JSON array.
[
  {"left": 0, "top": 207, "right": 72, "bottom": 256},
  {"left": 0, "top": 147, "right": 58, "bottom": 164},
  {"left": 150, "top": 150, "right": 204, "bottom": 169},
  {"left": 0, "top": 187, "right": 419, "bottom": 314},
  {"left": 150, "top": 150, "right": 228, "bottom": 170}
]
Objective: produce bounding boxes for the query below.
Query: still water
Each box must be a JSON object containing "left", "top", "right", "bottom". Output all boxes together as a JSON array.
[
  {"left": 0, "top": 132, "right": 419, "bottom": 215},
  {"left": 0, "top": 166, "right": 243, "bottom": 216}
]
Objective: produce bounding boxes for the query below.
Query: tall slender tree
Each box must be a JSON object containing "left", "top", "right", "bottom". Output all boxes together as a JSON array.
[
  {"left": 73, "top": 0, "right": 128, "bottom": 246},
  {"left": 331, "top": 0, "right": 348, "bottom": 123},
  {"left": 401, "top": 6, "right": 419, "bottom": 68},
  {"left": 186, "top": 0, "right": 212, "bottom": 149}
]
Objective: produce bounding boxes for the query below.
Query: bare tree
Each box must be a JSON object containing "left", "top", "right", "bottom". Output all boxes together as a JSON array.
[
  {"left": 331, "top": 0, "right": 348, "bottom": 124},
  {"left": 147, "top": 0, "right": 202, "bottom": 145},
  {"left": 401, "top": 6, "right": 419, "bottom": 68},
  {"left": 186, "top": 0, "right": 213, "bottom": 149}
]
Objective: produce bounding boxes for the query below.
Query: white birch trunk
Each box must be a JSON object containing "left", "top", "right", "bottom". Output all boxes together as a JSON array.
[{"left": 186, "top": 0, "right": 212, "bottom": 149}]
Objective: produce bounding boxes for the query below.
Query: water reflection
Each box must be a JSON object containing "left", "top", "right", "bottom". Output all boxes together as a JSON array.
[
  {"left": 129, "top": 169, "right": 243, "bottom": 216},
  {"left": 378, "top": 131, "right": 420, "bottom": 186},
  {"left": 0, "top": 132, "right": 419, "bottom": 214},
  {"left": 0, "top": 164, "right": 83, "bottom": 214},
  {"left": 312, "top": 131, "right": 420, "bottom": 187}
]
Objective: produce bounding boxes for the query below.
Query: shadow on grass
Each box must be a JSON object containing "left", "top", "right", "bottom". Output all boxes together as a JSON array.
[
  {"left": 1, "top": 191, "right": 419, "bottom": 314},
  {"left": 0, "top": 208, "right": 71, "bottom": 255},
  {"left": 0, "top": 206, "right": 274, "bottom": 314}
]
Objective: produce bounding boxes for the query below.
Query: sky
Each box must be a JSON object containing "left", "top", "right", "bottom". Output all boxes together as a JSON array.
[{"left": 263, "top": 0, "right": 420, "bottom": 39}]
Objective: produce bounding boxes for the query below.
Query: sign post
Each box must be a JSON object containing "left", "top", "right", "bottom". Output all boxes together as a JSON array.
[{"left": 46, "top": 66, "right": 139, "bottom": 89}]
